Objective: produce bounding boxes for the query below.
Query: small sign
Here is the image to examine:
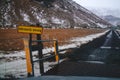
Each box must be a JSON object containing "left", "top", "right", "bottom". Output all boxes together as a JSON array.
[{"left": 18, "top": 26, "right": 43, "bottom": 34}]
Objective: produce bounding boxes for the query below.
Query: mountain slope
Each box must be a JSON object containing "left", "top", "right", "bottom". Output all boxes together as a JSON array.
[{"left": 0, "top": 0, "right": 111, "bottom": 28}]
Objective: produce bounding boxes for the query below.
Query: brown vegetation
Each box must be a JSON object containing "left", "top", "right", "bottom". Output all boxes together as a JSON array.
[{"left": 0, "top": 28, "right": 105, "bottom": 51}]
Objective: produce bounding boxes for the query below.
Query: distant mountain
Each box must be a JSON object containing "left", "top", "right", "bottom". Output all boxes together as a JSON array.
[
  {"left": 102, "top": 15, "right": 120, "bottom": 26},
  {"left": 0, "top": 0, "right": 111, "bottom": 28},
  {"left": 87, "top": 7, "right": 120, "bottom": 26}
]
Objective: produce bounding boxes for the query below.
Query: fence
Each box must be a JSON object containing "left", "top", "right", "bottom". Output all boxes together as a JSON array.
[{"left": 0, "top": 37, "right": 60, "bottom": 78}]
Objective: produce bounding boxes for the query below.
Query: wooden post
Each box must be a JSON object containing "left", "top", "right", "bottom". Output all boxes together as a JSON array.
[
  {"left": 37, "top": 34, "right": 44, "bottom": 75},
  {"left": 29, "top": 34, "right": 34, "bottom": 76},
  {"left": 54, "top": 39, "right": 59, "bottom": 62},
  {"left": 18, "top": 26, "right": 43, "bottom": 76},
  {"left": 23, "top": 38, "right": 32, "bottom": 77}
]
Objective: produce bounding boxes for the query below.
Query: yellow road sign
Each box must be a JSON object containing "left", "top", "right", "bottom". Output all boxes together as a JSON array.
[{"left": 18, "top": 26, "right": 43, "bottom": 34}]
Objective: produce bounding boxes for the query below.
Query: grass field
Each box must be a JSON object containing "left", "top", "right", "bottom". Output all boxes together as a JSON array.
[{"left": 0, "top": 28, "right": 105, "bottom": 51}]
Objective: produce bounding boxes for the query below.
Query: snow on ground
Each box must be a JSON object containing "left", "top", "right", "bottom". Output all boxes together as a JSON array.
[
  {"left": 59, "top": 30, "right": 109, "bottom": 50},
  {"left": 0, "top": 30, "right": 109, "bottom": 79}
]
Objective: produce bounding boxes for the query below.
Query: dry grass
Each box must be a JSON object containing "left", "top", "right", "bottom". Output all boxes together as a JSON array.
[{"left": 0, "top": 28, "right": 105, "bottom": 51}]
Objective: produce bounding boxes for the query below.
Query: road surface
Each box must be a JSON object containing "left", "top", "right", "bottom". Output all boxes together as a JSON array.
[
  {"left": 64, "top": 30, "right": 120, "bottom": 64},
  {"left": 44, "top": 30, "right": 120, "bottom": 78}
]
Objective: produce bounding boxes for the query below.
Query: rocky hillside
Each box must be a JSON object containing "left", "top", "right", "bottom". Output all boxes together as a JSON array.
[{"left": 0, "top": 0, "right": 111, "bottom": 28}]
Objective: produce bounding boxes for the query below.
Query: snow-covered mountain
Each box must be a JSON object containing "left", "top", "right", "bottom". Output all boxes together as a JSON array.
[
  {"left": 102, "top": 15, "right": 120, "bottom": 26},
  {"left": 88, "top": 8, "right": 120, "bottom": 26},
  {"left": 0, "top": 0, "right": 111, "bottom": 28}
]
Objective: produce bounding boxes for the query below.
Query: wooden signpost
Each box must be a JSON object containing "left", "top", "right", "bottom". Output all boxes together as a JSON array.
[
  {"left": 18, "top": 26, "right": 43, "bottom": 76},
  {"left": 18, "top": 26, "right": 59, "bottom": 77}
]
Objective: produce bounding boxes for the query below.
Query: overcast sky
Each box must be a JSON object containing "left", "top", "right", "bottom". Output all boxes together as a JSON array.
[{"left": 73, "top": 0, "right": 120, "bottom": 10}]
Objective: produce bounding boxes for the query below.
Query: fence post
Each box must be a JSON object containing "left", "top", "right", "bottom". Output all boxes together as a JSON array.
[
  {"left": 23, "top": 38, "right": 33, "bottom": 77},
  {"left": 37, "top": 34, "right": 44, "bottom": 75},
  {"left": 54, "top": 39, "right": 59, "bottom": 62}
]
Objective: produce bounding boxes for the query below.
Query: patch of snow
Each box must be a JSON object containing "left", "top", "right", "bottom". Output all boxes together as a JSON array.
[
  {"left": 96, "top": 23, "right": 107, "bottom": 28},
  {"left": 72, "top": 30, "right": 108, "bottom": 41},
  {"left": 31, "top": 7, "right": 37, "bottom": 12},
  {"left": 31, "top": 7, "right": 42, "bottom": 21},
  {"left": 31, "top": 8, "right": 47, "bottom": 24},
  {"left": 84, "top": 61, "right": 104, "bottom": 64},
  {"left": 0, "top": 51, "right": 25, "bottom": 58},
  {"left": 63, "top": 10, "right": 68, "bottom": 12},
  {"left": 54, "top": 4, "right": 60, "bottom": 9},
  {"left": 40, "top": 19, "right": 48, "bottom": 24},
  {"left": 0, "top": 59, "right": 27, "bottom": 78},
  {"left": 87, "top": 18, "right": 95, "bottom": 24},
  {"left": 34, "top": 12, "right": 42, "bottom": 21},
  {"left": 51, "top": 17, "right": 65, "bottom": 24},
  {"left": 73, "top": 15, "right": 84, "bottom": 24},
  {"left": 22, "top": 13, "right": 30, "bottom": 22}
]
